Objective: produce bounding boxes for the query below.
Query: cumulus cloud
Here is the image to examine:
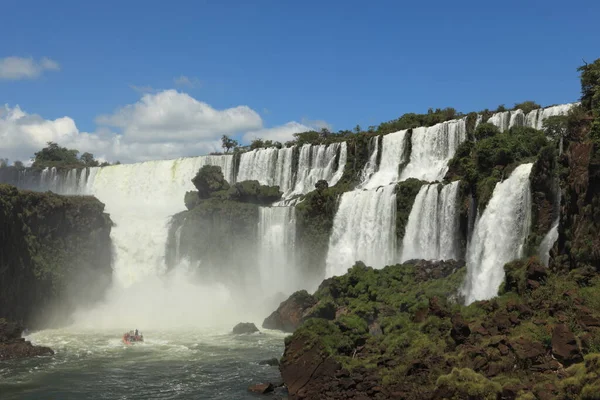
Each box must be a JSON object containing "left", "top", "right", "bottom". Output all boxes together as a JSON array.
[
  {"left": 173, "top": 75, "right": 201, "bottom": 88},
  {"left": 96, "top": 90, "right": 263, "bottom": 143},
  {"left": 1, "top": 90, "right": 324, "bottom": 164},
  {"left": 242, "top": 121, "right": 313, "bottom": 144},
  {"left": 0, "top": 56, "right": 60, "bottom": 80}
]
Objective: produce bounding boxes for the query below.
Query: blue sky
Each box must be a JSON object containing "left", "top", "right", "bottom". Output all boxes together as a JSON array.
[{"left": 1, "top": 0, "right": 599, "bottom": 162}]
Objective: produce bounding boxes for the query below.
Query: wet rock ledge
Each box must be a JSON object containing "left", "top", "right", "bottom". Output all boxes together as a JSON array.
[{"left": 0, "top": 319, "right": 53, "bottom": 360}]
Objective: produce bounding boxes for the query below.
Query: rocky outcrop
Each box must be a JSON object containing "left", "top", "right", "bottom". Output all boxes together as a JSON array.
[
  {"left": 0, "top": 185, "right": 113, "bottom": 328},
  {"left": 262, "top": 290, "right": 317, "bottom": 332},
  {"left": 0, "top": 319, "right": 53, "bottom": 360},
  {"left": 232, "top": 322, "right": 259, "bottom": 334},
  {"left": 551, "top": 324, "right": 582, "bottom": 365},
  {"left": 275, "top": 255, "right": 600, "bottom": 399}
]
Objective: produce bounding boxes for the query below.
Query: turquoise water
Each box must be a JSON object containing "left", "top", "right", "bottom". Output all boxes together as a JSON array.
[{"left": 0, "top": 327, "right": 285, "bottom": 399}]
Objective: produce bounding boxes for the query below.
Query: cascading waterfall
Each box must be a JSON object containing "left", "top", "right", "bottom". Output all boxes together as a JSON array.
[
  {"left": 360, "top": 135, "right": 380, "bottom": 183},
  {"left": 362, "top": 130, "right": 409, "bottom": 189},
  {"left": 289, "top": 142, "right": 346, "bottom": 196},
  {"left": 401, "top": 181, "right": 460, "bottom": 262},
  {"left": 258, "top": 206, "right": 297, "bottom": 295},
  {"left": 236, "top": 143, "right": 346, "bottom": 199},
  {"left": 325, "top": 185, "right": 397, "bottom": 277},
  {"left": 462, "top": 163, "right": 533, "bottom": 304},
  {"left": 487, "top": 103, "right": 575, "bottom": 132},
  {"left": 399, "top": 118, "right": 467, "bottom": 182}
]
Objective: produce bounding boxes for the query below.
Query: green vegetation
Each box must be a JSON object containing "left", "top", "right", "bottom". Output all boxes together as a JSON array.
[
  {"left": 0, "top": 184, "right": 113, "bottom": 327},
  {"left": 32, "top": 142, "right": 103, "bottom": 169},
  {"left": 513, "top": 101, "right": 541, "bottom": 114},
  {"left": 220, "top": 135, "right": 239, "bottom": 153}
]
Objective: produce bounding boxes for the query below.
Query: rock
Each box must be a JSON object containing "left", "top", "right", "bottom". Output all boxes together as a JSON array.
[
  {"left": 248, "top": 383, "right": 274, "bottom": 394},
  {"left": 368, "top": 322, "right": 383, "bottom": 336},
  {"left": 510, "top": 337, "right": 545, "bottom": 364},
  {"left": 262, "top": 290, "right": 317, "bottom": 332},
  {"left": 302, "top": 300, "right": 336, "bottom": 322},
  {"left": 232, "top": 322, "right": 259, "bottom": 334},
  {"left": 450, "top": 313, "right": 470, "bottom": 344},
  {"left": 428, "top": 296, "right": 449, "bottom": 318},
  {"left": 258, "top": 358, "right": 279, "bottom": 366},
  {"left": 0, "top": 319, "right": 54, "bottom": 360},
  {"left": 551, "top": 324, "right": 582, "bottom": 366}
]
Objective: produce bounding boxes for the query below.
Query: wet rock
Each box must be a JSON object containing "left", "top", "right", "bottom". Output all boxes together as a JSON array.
[
  {"left": 0, "top": 319, "right": 54, "bottom": 360},
  {"left": 450, "top": 313, "right": 470, "bottom": 344},
  {"left": 258, "top": 357, "right": 279, "bottom": 366},
  {"left": 248, "top": 383, "right": 274, "bottom": 394},
  {"left": 232, "top": 322, "right": 259, "bottom": 334},
  {"left": 262, "top": 290, "right": 317, "bottom": 332},
  {"left": 551, "top": 324, "right": 582, "bottom": 366}
]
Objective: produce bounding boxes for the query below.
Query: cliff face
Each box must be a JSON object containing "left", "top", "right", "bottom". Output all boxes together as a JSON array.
[{"left": 0, "top": 184, "right": 113, "bottom": 328}]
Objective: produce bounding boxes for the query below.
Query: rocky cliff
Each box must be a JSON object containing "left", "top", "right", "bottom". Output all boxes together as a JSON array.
[{"left": 0, "top": 184, "right": 113, "bottom": 328}]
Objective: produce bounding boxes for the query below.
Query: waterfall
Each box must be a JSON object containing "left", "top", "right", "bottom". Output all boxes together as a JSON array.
[
  {"left": 236, "top": 147, "right": 292, "bottom": 190},
  {"left": 488, "top": 103, "right": 575, "bottom": 132},
  {"left": 289, "top": 142, "right": 346, "bottom": 196},
  {"left": 462, "top": 163, "right": 533, "bottom": 304},
  {"left": 79, "top": 155, "right": 234, "bottom": 287},
  {"left": 399, "top": 119, "right": 467, "bottom": 182},
  {"left": 401, "top": 181, "right": 460, "bottom": 262},
  {"left": 236, "top": 143, "right": 346, "bottom": 199},
  {"left": 360, "top": 136, "right": 380, "bottom": 184},
  {"left": 362, "top": 130, "right": 409, "bottom": 189},
  {"left": 258, "top": 206, "right": 297, "bottom": 295},
  {"left": 325, "top": 185, "right": 397, "bottom": 277}
]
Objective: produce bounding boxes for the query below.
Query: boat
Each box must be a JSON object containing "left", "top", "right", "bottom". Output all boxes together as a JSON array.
[{"left": 122, "top": 330, "right": 144, "bottom": 345}]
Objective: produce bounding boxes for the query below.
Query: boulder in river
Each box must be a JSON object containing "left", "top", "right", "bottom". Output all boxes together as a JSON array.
[{"left": 232, "top": 322, "right": 259, "bottom": 334}]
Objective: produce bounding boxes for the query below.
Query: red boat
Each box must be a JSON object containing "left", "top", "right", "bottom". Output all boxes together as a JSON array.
[{"left": 122, "top": 330, "right": 144, "bottom": 345}]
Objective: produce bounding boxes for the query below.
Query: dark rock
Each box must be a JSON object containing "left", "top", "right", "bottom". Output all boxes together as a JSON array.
[
  {"left": 302, "top": 300, "right": 336, "bottom": 322},
  {"left": 248, "top": 383, "right": 274, "bottom": 394},
  {"left": 262, "top": 290, "right": 317, "bottom": 332},
  {"left": 413, "top": 259, "right": 465, "bottom": 282},
  {"left": 258, "top": 358, "right": 279, "bottom": 366},
  {"left": 551, "top": 324, "right": 582, "bottom": 365},
  {"left": 510, "top": 337, "right": 546, "bottom": 364},
  {"left": 450, "top": 313, "right": 470, "bottom": 344},
  {"left": 232, "top": 322, "right": 259, "bottom": 334},
  {"left": 526, "top": 262, "right": 548, "bottom": 283},
  {"left": 428, "top": 296, "right": 449, "bottom": 318},
  {"left": 0, "top": 319, "right": 53, "bottom": 360}
]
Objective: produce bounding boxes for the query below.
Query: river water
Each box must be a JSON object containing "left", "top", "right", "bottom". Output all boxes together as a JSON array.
[{"left": 0, "top": 327, "right": 285, "bottom": 399}]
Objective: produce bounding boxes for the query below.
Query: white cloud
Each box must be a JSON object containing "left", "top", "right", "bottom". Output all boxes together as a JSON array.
[
  {"left": 96, "top": 90, "right": 263, "bottom": 143},
  {"left": 0, "top": 56, "right": 60, "bottom": 80},
  {"left": 243, "top": 121, "right": 312, "bottom": 144},
  {"left": 173, "top": 75, "right": 201, "bottom": 88},
  {"left": 0, "top": 90, "right": 325, "bottom": 164}
]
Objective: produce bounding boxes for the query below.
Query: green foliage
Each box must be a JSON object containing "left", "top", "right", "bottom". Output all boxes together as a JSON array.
[
  {"left": 223, "top": 180, "right": 282, "bottom": 205},
  {"left": 32, "top": 142, "right": 81, "bottom": 169},
  {"left": 473, "top": 122, "right": 500, "bottom": 140},
  {"left": 0, "top": 158, "right": 8, "bottom": 168},
  {"left": 191, "top": 165, "right": 231, "bottom": 199},
  {"left": 513, "top": 101, "right": 541, "bottom": 114},
  {"left": 543, "top": 115, "right": 569, "bottom": 140},
  {"left": 80, "top": 152, "right": 99, "bottom": 167},
  {"left": 435, "top": 368, "right": 502, "bottom": 399},
  {"left": 377, "top": 107, "right": 462, "bottom": 135},
  {"left": 221, "top": 135, "right": 239, "bottom": 153}
]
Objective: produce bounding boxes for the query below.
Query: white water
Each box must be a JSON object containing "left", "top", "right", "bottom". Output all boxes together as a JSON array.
[
  {"left": 360, "top": 135, "right": 380, "bottom": 184},
  {"left": 401, "top": 181, "right": 460, "bottom": 262},
  {"left": 325, "top": 185, "right": 397, "bottom": 277},
  {"left": 258, "top": 206, "right": 298, "bottom": 296},
  {"left": 487, "top": 103, "right": 575, "bottom": 132},
  {"left": 399, "top": 118, "right": 467, "bottom": 182},
  {"left": 362, "top": 130, "right": 409, "bottom": 188},
  {"left": 289, "top": 142, "right": 346, "bottom": 196},
  {"left": 236, "top": 143, "right": 346, "bottom": 199},
  {"left": 462, "top": 163, "right": 533, "bottom": 304},
  {"left": 539, "top": 221, "right": 559, "bottom": 267}
]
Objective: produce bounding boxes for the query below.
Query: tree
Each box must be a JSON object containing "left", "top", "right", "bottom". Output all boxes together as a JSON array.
[
  {"left": 32, "top": 142, "right": 80, "bottom": 168},
  {"left": 221, "top": 135, "right": 239, "bottom": 153},
  {"left": 513, "top": 101, "right": 541, "bottom": 114},
  {"left": 0, "top": 158, "right": 8, "bottom": 168},
  {"left": 543, "top": 115, "right": 568, "bottom": 140},
  {"left": 354, "top": 124, "right": 362, "bottom": 133},
  {"left": 473, "top": 123, "right": 500, "bottom": 140},
  {"left": 80, "top": 152, "right": 99, "bottom": 167},
  {"left": 496, "top": 104, "right": 507, "bottom": 112},
  {"left": 192, "top": 165, "right": 230, "bottom": 199},
  {"left": 250, "top": 138, "right": 265, "bottom": 150},
  {"left": 13, "top": 160, "right": 24, "bottom": 169}
]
